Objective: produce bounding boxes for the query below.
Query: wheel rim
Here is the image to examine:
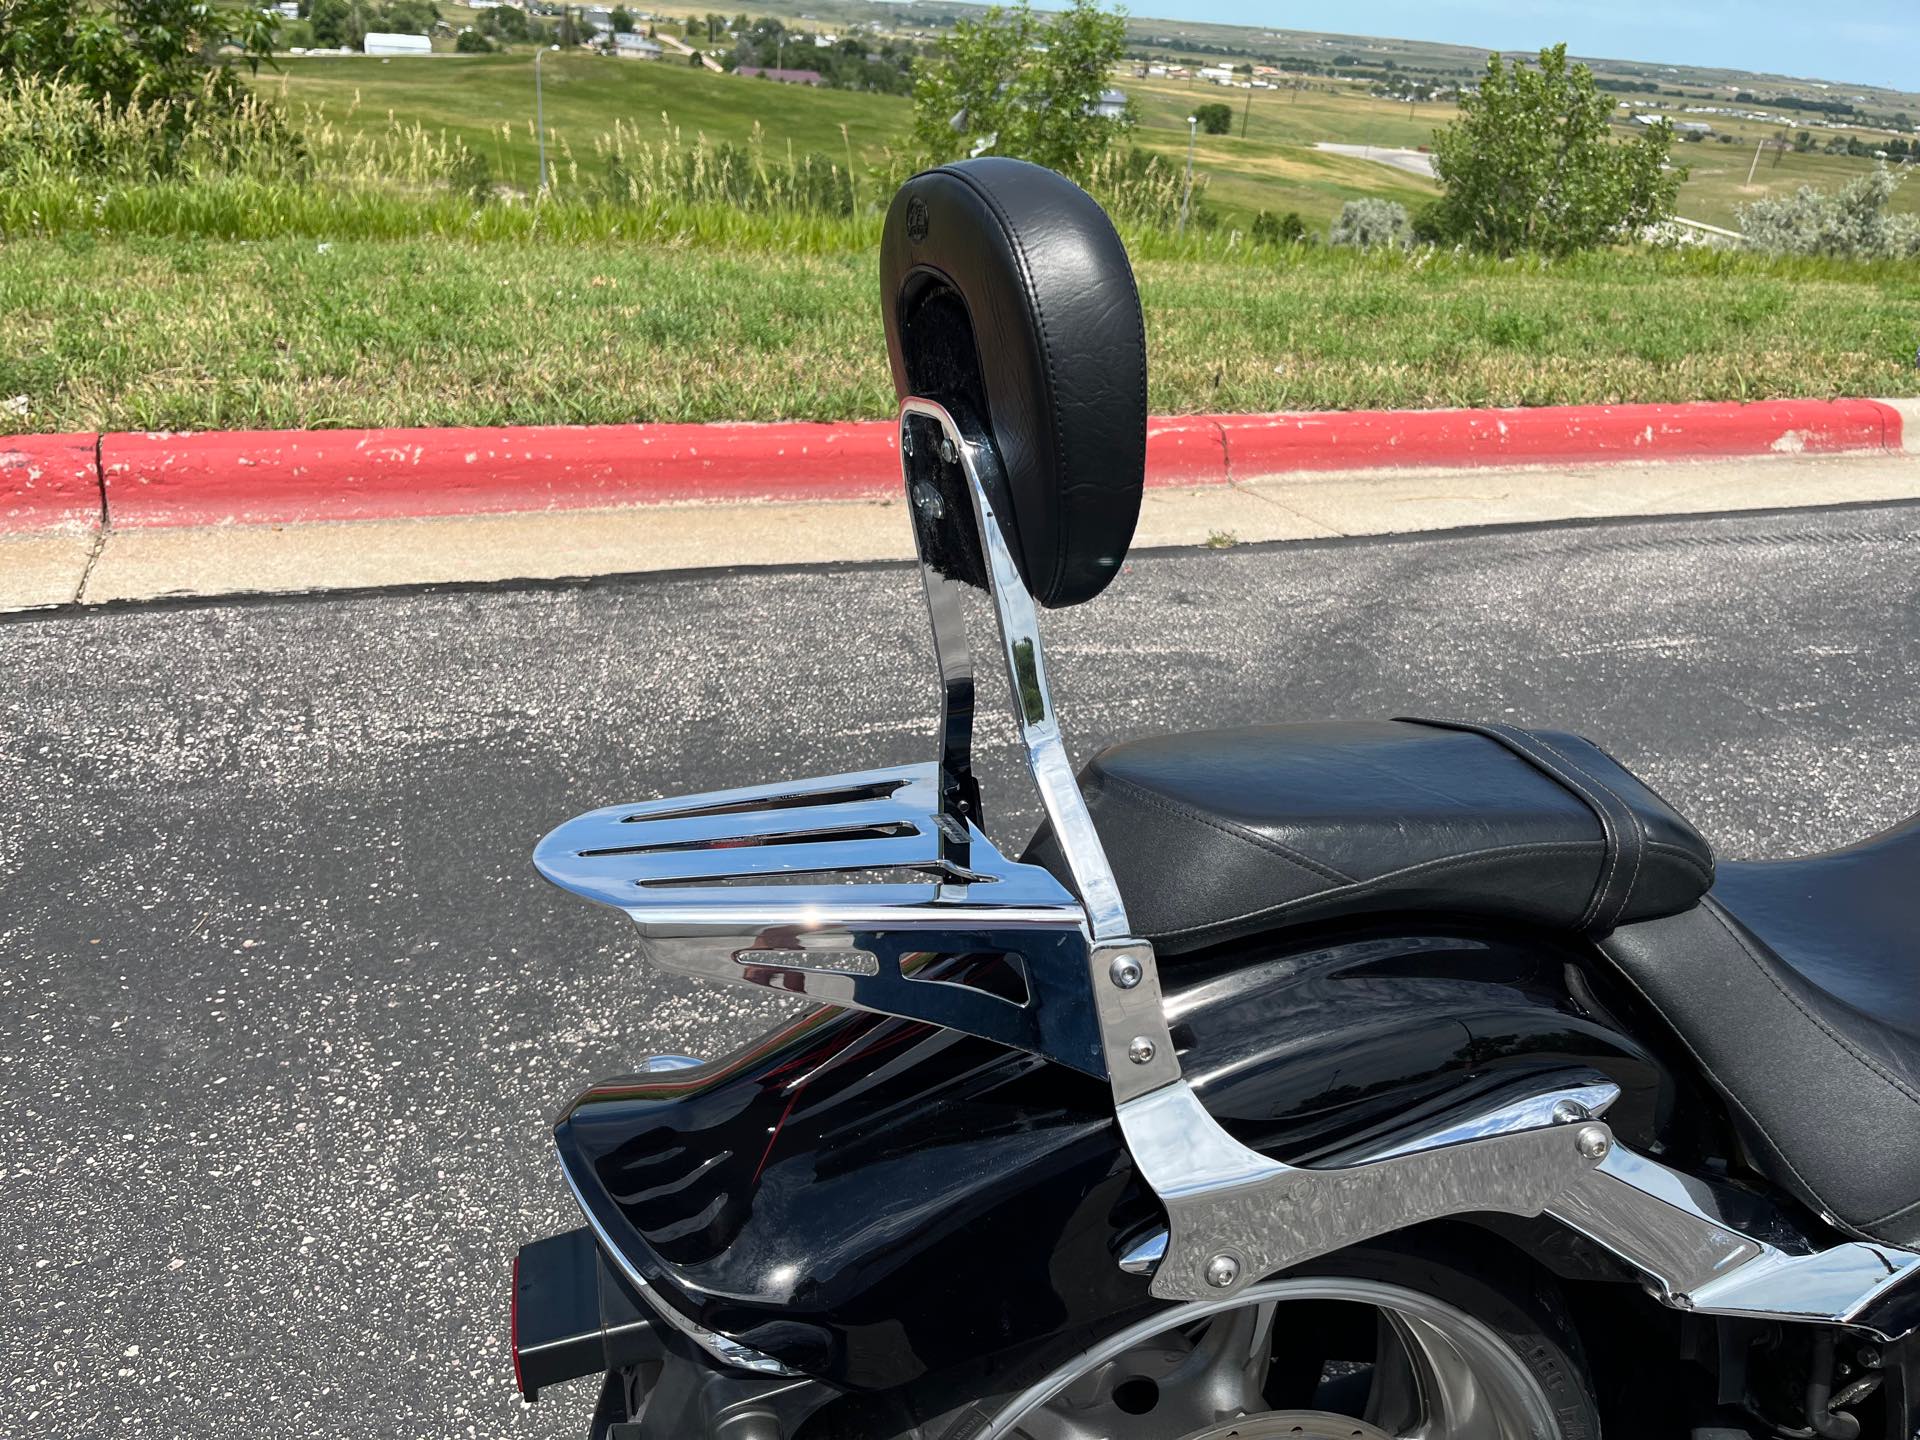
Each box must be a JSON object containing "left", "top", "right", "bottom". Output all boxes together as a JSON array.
[{"left": 982, "top": 1277, "right": 1562, "bottom": 1440}]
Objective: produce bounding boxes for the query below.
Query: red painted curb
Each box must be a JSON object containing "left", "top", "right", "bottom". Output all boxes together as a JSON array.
[
  {"left": 96, "top": 418, "right": 1231, "bottom": 528},
  {"left": 1, "top": 433, "right": 100, "bottom": 532},
  {"left": 102, "top": 422, "right": 901, "bottom": 529},
  {"left": 4, "top": 399, "right": 1906, "bottom": 534},
  {"left": 1215, "top": 399, "right": 1902, "bottom": 478}
]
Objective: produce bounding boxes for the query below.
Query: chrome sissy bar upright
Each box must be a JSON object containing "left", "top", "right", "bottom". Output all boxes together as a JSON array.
[{"left": 535, "top": 397, "right": 1920, "bottom": 1338}]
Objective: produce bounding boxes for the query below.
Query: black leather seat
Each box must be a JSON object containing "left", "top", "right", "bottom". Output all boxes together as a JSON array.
[
  {"left": 1025, "top": 719, "right": 1715, "bottom": 954},
  {"left": 1603, "top": 816, "right": 1920, "bottom": 1247}
]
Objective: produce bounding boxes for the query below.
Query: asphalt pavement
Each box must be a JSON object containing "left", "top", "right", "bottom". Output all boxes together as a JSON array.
[{"left": 3, "top": 502, "right": 1917, "bottom": 1439}]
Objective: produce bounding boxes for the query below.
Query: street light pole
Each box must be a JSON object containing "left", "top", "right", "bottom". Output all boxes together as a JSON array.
[
  {"left": 1179, "top": 114, "right": 1197, "bottom": 237},
  {"left": 534, "top": 46, "right": 548, "bottom": 194}
]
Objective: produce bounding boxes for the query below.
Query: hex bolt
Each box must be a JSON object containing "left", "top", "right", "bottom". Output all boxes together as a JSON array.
[
  {"left": 1109, "top": 955, "right": 1144, "bottom": 990},
  {"left": 910, "top": 481, "right": 945, "bottom": 518},
  {"left": 938, "top": 436, "right": 958, "bottom": 464},
  {"left": 1575, "top": 1125, "right": 1612, "bottom": 1160},
  {"left": 1551, "top": 1099, "right": 1588, "bottom": 1125},
  {"left": 1127, "top": 1035, "right": 1157, "bottom": 1065},
  {"left": 1204, "top": 1253, "right": 1240, "bottom": 1289}
]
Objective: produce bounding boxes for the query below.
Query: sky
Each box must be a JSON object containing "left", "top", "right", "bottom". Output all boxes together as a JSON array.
[{"left": 1083, "top": 0, "right": 1918, "bottom": 94}]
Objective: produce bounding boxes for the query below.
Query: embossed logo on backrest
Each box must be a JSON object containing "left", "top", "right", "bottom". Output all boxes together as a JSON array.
[{"left": 906, "top": 196, "right": 930, "bottom": 244}]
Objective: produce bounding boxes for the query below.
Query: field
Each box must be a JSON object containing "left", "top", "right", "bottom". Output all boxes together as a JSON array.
[
  {"left": 4, "top": 235, "right": 1916, "bottom": 433},
  {"left": 252, "top": 53, "right": 1920, "bottom": 234},
  {"left": 259, "top": 52, "right": 910, "bottom": 192}
]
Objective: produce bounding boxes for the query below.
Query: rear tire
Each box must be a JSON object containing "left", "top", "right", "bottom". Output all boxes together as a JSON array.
[{"left": 927, "top": 1237, "right": 1600, "bottom": 1440}]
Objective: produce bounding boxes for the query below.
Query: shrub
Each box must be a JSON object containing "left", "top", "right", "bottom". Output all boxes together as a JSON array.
[
  {"left": 1330, "top": 198, "right": 1410, "bottom": 251},
  {"left": 455, "top": 28, "right": 493, "bottom": 52},
  {"left": 1738, "top": 164, "right": 1920, "bottom": 261},
  {"left": 1427, "top": 44, "right": 1682, "bottom": 256},
  {"left": 1194, "top": 102, "right": 1233, "bottom": 136},
  {"left": 1251, "top": 209, "right": 1307, "bottom": 245}
]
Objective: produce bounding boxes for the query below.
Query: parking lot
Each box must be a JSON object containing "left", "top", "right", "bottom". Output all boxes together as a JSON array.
[{"left": 4, "top": 501, "right": 1917, "bottom": 1439}]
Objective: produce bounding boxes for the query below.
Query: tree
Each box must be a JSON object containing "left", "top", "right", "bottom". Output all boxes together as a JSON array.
[
  {"left": 476, "top": 2, "right": 528, "bottom": 42},
  {"left": 910, "top": 0, "right": 1128, "bottom": 176},
  {"left": 455, "top": 26, "right": 491, "bottom": 51},
  {"left": 610, "top": 5, "right": 633, "bottom": 33},
  {"left": 1194, "top": 102, "right": 1232, "bottom": 135},
  {"left": 1, "top": 0, "right": 279, "bottom": 112},
  {"left": 1427, "top": 44, "right": 1682, "bottom": 256}
]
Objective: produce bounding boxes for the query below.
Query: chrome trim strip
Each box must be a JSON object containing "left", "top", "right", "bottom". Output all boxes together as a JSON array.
[{"left": 556, "top": 1152, "right": 801, "bottom": 1377}]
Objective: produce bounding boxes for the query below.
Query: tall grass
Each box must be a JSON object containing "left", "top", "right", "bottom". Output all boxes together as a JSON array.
[{"left": 0, "top": 72, "right": 1226, "bottom": 255}]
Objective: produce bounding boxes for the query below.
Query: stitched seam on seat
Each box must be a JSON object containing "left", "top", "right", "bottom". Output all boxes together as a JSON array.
[
  {"left": 1596, "top": 946, "right": 1845, "bottom": 1231},
  {"left": 944, "top": 165, "right": 1074, "bottom": 595},
  {"left": 1863, "top": 1191, "right": 1920, "bottom": 1231},
  {"left": 1490, "top": 728, "right": 1622, "bottom": 931},
  {"left": 1702, "top": 901, "right": 1920, "bottom": 1109},
  {"left": 1098, "top": 769, "right": 1355, "bottom": 885},
  {"left": 1534, "top": 734, "right": 1651, "bottom": 931},
  {"left": 1645, "top": 841, "right": 1716, "bottom": 886},
  {"left": 1151, "top": 839, "right": 1602, "bottom": 938}
]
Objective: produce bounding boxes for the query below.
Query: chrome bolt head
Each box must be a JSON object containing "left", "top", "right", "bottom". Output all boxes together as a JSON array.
[
  {"left": 1204, "top": 1253, "right": 1240, "bottom": 1289},
  {"left": 1108, "top": 955, "right": 1144, "bottom": 990},
  {"left": 938, "top": 436, "right": 958, "bottom": 464},
  {"left": 1127, "top": 1035, "right": 1156, "bottom": 1065},
  {"left": 909, "top": 480, "right": 945, "bottom": 518},
  {"left": 1575, "top": 1124, "right": 1612, "bottom": 1160},
  {"left": 1551, "top": 1099, "right": 1588, "bottom": 1125}
]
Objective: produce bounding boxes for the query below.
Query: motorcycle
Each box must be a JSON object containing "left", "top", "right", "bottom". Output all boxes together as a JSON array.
[{"left": 509, "top": 158, "right": 1920, "bottom": 1439}]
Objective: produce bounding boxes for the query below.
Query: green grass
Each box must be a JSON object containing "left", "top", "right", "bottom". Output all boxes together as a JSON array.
[
  {"left": 258, "top": 53, "right": 909, "bottom": 192},
  {"left": 1668, "top": 142, "right": 1920, "bottom": 229},
  {"left": 4, "top": 235, "right": 1915, "bottom": 433}
]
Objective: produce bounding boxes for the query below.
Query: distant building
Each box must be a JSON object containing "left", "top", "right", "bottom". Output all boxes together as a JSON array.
[
  {"left": 1198, "top": 65, "right": 1235, "bottom": 85},
  {"left": 1675, "top": 121, "right": 1714, "bottom": 136},
  {"left": 1093, "top": 88, "right": 1127, "bottom": 120},
  {"left": 363, "top": 31, "right": 431, "bottom": 55},
  {"left": 613, "top": 31, "right": 661, "bottom": 57},
  {"left": 736, "top": 66, "right": 826, "bottom": 85}
]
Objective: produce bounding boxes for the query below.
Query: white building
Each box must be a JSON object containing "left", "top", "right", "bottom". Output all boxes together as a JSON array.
[
  {"left": 613, "top": 32, "right": 661, "bottom": 58},
  {"left": 1092, "top": 88, "right": 1127, "bottom": 120},
  {"left": 1198, "top": 65, "right": 1235, "bottom": 85},
  {"left": 363, "top": 31, "right": 431, "bottom": 55}
]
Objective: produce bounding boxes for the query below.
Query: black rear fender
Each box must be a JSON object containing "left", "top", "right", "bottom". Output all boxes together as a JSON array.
[{"left": 556, "top": 925, "right": 1676, "bottom": 1400}]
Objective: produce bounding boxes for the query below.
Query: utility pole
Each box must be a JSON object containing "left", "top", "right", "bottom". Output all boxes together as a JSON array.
[
  {"left": 1179, "top": 114, "right": 1197, "bottom": 236},
  {"left": 1241, "top": 84, "right": 1252, "bottom": 138},
  {"left": 534, "top": 45, "right": 552, "bottom": 194},
  {"left": 1746, "top": 136, "right": 1765, "bottom": 186}
]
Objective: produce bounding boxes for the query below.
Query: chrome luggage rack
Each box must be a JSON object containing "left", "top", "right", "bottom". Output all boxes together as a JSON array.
[{"left": 537, "top": 397, "right": 1920, "bottom": 1339}]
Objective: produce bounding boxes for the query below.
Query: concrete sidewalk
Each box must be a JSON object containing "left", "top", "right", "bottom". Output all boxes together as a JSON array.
[{"left": 5, "top": 448, "right": 1919, "bottom": 612}]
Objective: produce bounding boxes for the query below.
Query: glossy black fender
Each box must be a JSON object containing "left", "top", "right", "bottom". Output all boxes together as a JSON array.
[{"left": 555, "top": 924, "right": 1675, "bottom": 1410}]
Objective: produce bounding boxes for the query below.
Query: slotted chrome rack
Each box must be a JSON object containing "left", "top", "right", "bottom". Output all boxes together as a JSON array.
[{"left": 537, "top": 396, "right": 1920, "bottom": 1338}]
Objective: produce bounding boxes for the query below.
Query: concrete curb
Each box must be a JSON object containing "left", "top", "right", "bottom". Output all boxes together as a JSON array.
[
  {"left": 1, "top": 433, "right": 101, "bottom": 531},
  {"left": 1, "top": 399, "right": 1909, "bottom": 534}
]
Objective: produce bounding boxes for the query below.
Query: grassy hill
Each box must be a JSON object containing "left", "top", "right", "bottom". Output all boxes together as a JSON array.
[
  {"left": 261, "top": 53, "right": 911, "bottom": 193},
  {"left": 257, "top": 53, "right": 1917, "bottom": 234}
]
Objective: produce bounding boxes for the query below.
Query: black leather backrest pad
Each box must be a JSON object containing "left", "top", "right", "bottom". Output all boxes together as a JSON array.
[{"left": 881, "top": 158, "right": 1146, "bottom": 608}]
